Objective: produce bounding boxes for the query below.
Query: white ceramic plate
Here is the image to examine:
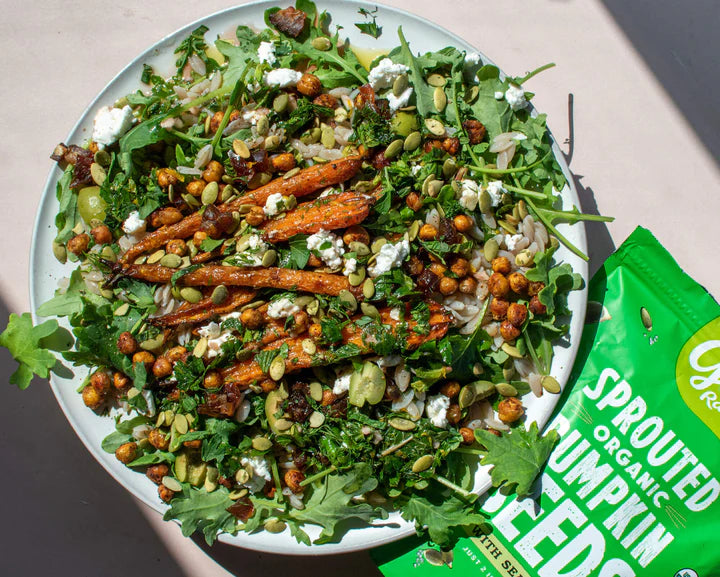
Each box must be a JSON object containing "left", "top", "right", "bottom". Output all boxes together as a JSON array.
[{"left": 30, "top": 0, "right": 587, "bottom": 555}]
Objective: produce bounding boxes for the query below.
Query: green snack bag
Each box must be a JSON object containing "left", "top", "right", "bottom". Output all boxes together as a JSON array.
[{"left": 374, "top": 227, "right": 720, "bottom": 576}]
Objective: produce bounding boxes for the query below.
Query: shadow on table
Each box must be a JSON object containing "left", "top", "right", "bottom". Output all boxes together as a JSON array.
[{"left": 0, "top": 299, "right": 184, "bottom": 577}]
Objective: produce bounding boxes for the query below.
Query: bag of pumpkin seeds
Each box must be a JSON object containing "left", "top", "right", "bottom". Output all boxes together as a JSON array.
[{"left": 373, "top": 227, "right": 720, "bottom": 577}]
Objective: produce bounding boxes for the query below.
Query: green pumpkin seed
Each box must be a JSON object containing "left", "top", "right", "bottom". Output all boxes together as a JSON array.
[
  {"left": 424, "top": 118, "right": 446, "bottom": 136},
  {"left": 140, "top": 334, "right": 164, "bottom": 352},
  {"left": 479, "top": 189, "right": 492, "bottom": 213},
  {"left": 515, "top": 249, "right": 534, "bottom": 267},
  {"left": 428, "top": 179, "right": 443, "bottom": 197},
  {"left": 502, "top": 360, "right": 516, "bottom": 381},
  {"left": 501, "top": 342, "right": 524, "bottom": 358},
  {"left": 160, "top": 253, "right": 182, "bottom": 268},
  {"left": 355, "top": 180, "right": 375, "bottom": 193},
  {"left": 282, "top": 167, "right": 301, "bottom": 179},
  {"left": 348, "top": 268, "right": 366, "bottom": 286},
  {"left": 465, "top": 84, "right": 480, "bottom": 103},
  {"left": 384, "top": 139, "right": 404, "bottom": 160},
  {"left": 90, "top": 163, "right": 106, "bottom": 186},
  {"left": 180, "top": 255, "right": 191, "bottom": 269},
  {"left": 193, "top": 336, "right": 208, "bottom": 358},
  {"left": 180, "top": 287, "right": 203, "bottom": 304},
  {"left": 496, "top": 382, "right": 518, "bottom": 397},
  {"left": 302, "top": 339, "right": 317, "bottom": 355},
  {"left": 201, "top": 181, "right": 219, "bottom": 205},
  {"left": 423, "top": 548, "right": 445, "bottom": 567},
  {"left": 147, "top": 249, "right": 165, "bottom": 264},
  {"left": 264, "top": 135, "right": 280, "bottom": 150},
  {"left": 268, "top": 355, "right": 286, "bottom": 381},
  {"left": 309, "top": 411, "right": 325, "bottom": 428},
  {"left": 114, "top": 302, "right": 130, "bottom": 317},
  {"left": 389, "top": 417, "right": 416, "bottom": 431},
  {"left": 499, "top": 219, "right": 517, "bottom": 234},
  {"left": 156, "top": 412, "right": 166, "bottom": 428},
  {"left": 211, "top": 285, "right": 229, "bottom": 305},
  {"left": 235, "top": 468, "right": 250, "bottom": 484},
  {"left": 311, "top": 156, "right": 329, "bottom": 164},
  {"left": 517, "top": 199, "right": 529, "bottom": 219},
  {"left": 338, "top": 289, "right": 358, "bottom": 312},
  {"left": 204, "top": 466, "right": 219, "bottom": 492},
  {"left": 412, "top": 455, "right": 434, "bottom": 473},
  {"left": 232, "top": 139, "right": 251, "bottom": 158},
  {"left": 307, "top": 382, "right": 323, "bottom": 403},
  {"left": 301, "top": 127, "right": 321, "bottom": 144},
  {"left": 442, "top": 157, "right": 458, "bottom": 179},
  {"left": 458, "top": 385, "right": 476, "bottom": 409},
  {"left": 349, "top": 241, "right": 370, "bottom": 256},
  {"left": 98, "top": 245, "right": 115, "bottom": 262},
  {"left": 360, "top": 302, "right": 380, "bottom": 319},
  {"left": 162, "top": 476, "right": 183, "bottom": 492},
  {"left": 427, "top": 73, "right": 446, "bottom": 87},
  {"left": 408, "top": 220, "right": 421, "bottom": 242},
  {"left": 393, "top": 73, "right": 409, "bottom": 97},
  {"left": 94, "top": 149, "right": 111, "bottom": 167},
  {"left": 421, "top": 174, "right": 435, "bottom": 196},
  {"left": 321, "top": 126, "right": 336, "bottom": 149},
  {"left": 371, "top": 238, "right": 387, "bottom": 253},
  {"left": 403, "top": 131, "right": 422, "bottom": 152},
  {"left": 252, "top": 436, "right": 273, "bottom": 451},
  {"left": 174, "top": 453, "right": 188, "bottom": 482},
  {"left": 306, "top": 299, "right": 320, "bottom": 316},
  {"left": 229, "top": 488, "right": 249, "bottom": 500},
  {"left": 182, "top": 193, "right": 200, "bottom": 209},
  {"left": 640, "top": 307, "right": 652, "bottom": 331},
  {"left": 473, "top": 363, "right": 484, "bottom": 376},
  {"left": 256, "top": 115, "right": 270, "bottom": 136},
  {"left": 274, "top": 418, "right": 294, "bottom": 432},
  {"left": 187, "top": 241, "right": 198, "bottom": 259},
  {"left": 52, "top": 241, "right": 67, "bottom": 264},
  {"left": 273, "top": 92, "right": 289, "bottom": 114},
  {"left": 542, "top": 375, "right": 561, "bottom": 394},
  {"left": 164, "top": 410, "right": 175, "bottom": 428},
  {"left": 262, "top": 249, "right": 277, "bottom": 267},
  {"left": 433, "top": 86, "right": 447, "bottom": 112},
  {"left": 173, "top": 413, "right": 189, "bottom": 435},
  {"left": 348, "top": 361, "right": 386, "bottom": 407},
  {"left": 483, "top": 238, "right": 499, "bottom": 261},
  {"left": 311, "top": 36, "right": 332, "bottom": 51},
  {"left": 362, "top": 278, "right": 375, "bottom": 299},
  {"left": 264, "top": 518, "right": 287, "bottom": 533}
]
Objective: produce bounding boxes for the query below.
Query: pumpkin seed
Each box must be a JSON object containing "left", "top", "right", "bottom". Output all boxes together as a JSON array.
[
  {"left": 232, "top": 139, "right": 251, "bottom": 158},
  {"left": 433, "top": 86, "right": 447, "bottom": 112},
  {"left": 311, "top": 36, "right": 332, "bottom": 51},
  {"left": 94, "top": 149, "right": 111, "bottom": 167},
  {"left": 348, "top": 362, "right": 386, "bottom": 407},
  {"left": 301, "top": 127, "right": 321, "bottom": 144},
  {"left": 442, "top": 157, "right": 457, "bottom": 178},
  {"left": 90, "top": 163, "right": 107, "bottom": 186},
  {"left": 502, "top": 360, "right": 516, "bottom": 381},
  {"left": 515, "top": 249, "right": 534, "bottom": 267},
  {"left": 458, "top": 385, "right": 476, "bottom": 409},
  {"left": 204, "top": 466, "right": 219, "bottom": 492},
  {"left": 412, "top": 455, "right": 434, "bottom": 473},
  {"left": 403, "top": 131, "right": 422, "bottom": 152},
  {"left": 349, "top": 241, "right": 370, "bottom": 256},
  {"left": 499, "top": 219, "right": 517, "bottom": 234},
  {"left": 338, "top": 289, "right": 357, "bottom": 312},
  {"left": 542, "top": 375, "right": 561, "bottom": 394},
  {"left": 306, "top": 299, "right": 320, "bottom": 316},
  {"left": 483, "top": 238, "right": 499, "bottom": 261},
  {"left": 640, "top": 307, "right": 652, "bottom": 331},
  {"left": 162, "top": 476, "right": 182, "bottom": 492},
  {"left": 274, "top": 418, "right": 294, "bottom": 432},
  {"left": 308, "top": 411, "right": 325, "bottom": 428},
  {"left": 211, "top": 285, "right": 229, "bottom": 305},
  {"left": 465, "top": 84, "right": 480, "bottom": 103},
  {"left": 408, "top": 220, "right": 421, "bottom": 242},
  {"left": 173, "top": 413, "right": 189, "bottom": 435},
  {"left": 550, "top": 237, "right": 560, "bottom": 250},
  {"left": 427, "top": 73, "right": 446, "bottom": 87},
  {"left": 321, "top": 126, "right": 336, "bottom": 149},
  {"left": 174, "top": 453, "right": 188, "bottom": 482},
  {"left": 273, "top": 92, "right": 289, "bottom": 114},
  {"left": 256, "top": 115, "right": 270, "bottom": 136},
  {"left": 311, "top": 156, "right": 329, "bottom": 164},
  {"left": 193, "top": 336, "right": 208, "bottom": 358},
  {"left": 180, "top": 287, "right": 203, "bottom": 304},
  {"left": 160, "top": 253, "right": 182, "bottom": 268},
  {"left": 301, "top": 338, "right": 317, "bottom": 355},
  {"left": 501, "top": 342, "right": 524, "bottom": 358},
  {"left": 421, "top": 174, "right": 435, "bottom": 196},
  {"left": 236, "top": 234, "right": 252, "bottom": 253},
  {"left": 127, "top": 388, "right": 140, "bottom": 400},
  {"left": 294, "top": 295, "right": 314, "bottom": 308},
  {"left": 188, "top": 462, "right": 207, "bottom": 487},
  {"left": 235, "top": 468, "right": 250, "bottom": 484},
  {"left": 517, "top": 199, "right": 529, "bottom": 219},
  {"left": 348, "top": 267, "right": 366, "bottom": 286},
  {"left": 384, "top": 138, "right": 404, "bottom": 160},
  {"left": 473, "top": 363, "right": 484, "bottom": 376},
  {"left": 201, "top": 181, "right": 219, "bottom": 205},
  {"left": 282, "top": 167, "right": 301, "bottom": 179},
  {"left": 262, "top": 249, "right": 278, "bottom": 267},
  {"left": 187, "top": 241, "right": 198, "bottom": 258},
  {"left": 140, "top": 334, "right": 164, "bottom": 352},
  {"left": 371, "top": 238, "right": 387, "bottom": 253},
  {"left": 114, "top": 302, "right": 130, "bottom": 317},
  {"left": 392, "top": 73, "right": 409, "bottom": 97},
  {"left": 389, "top": 417, "right": 416, "bottom": 431},
  {"left": 423, "top": 548, "right": 445, "bottom": 567},
  {"left": 164, "top": 410, "right": 175, "bottom": 428},
  {"left": 478, "top": 189, "right": 492, "bottom": 213},
  {"left": 428, "top": 180, "right": 443, "bottom": 197},
  {"left": 147, "top": 249, "right": 165, "bottom": 264},
  {"left": 308, "top": 381, "right": 323, "bottom": 402},
  {"left": 505, "top": 214, "right": 519, "bottom": 226},
  {"left": 362, "top": 278, "right": 375, "bottom": 299},
  {"left": 264, "top": 135, "right": 280, "bottom": 150},
  {"left": 424, "top": 118, "right": 446, "bottom": 136},
  {"left": 182, "top": 193, "right": 200, "bottom": 209},
  {"left": 496, "top": 382, "right": 518, "bottom": 397},
  {"left": 229, "top": 488, "right": 249, "bottom": 500},
  {"left": 180, "top": 255, "right": 191, "bottom": 269},
  {"left": 269, "top": 355, "right": 286, "bottom": 381},
  {"left": 263, "top": 518, "right": 287, "bottom": 534},
  {"left": 52, "top": 241, "right": 67, "bottom": 264},
  {"left": 360, "top": 302, "right": 380, "bottom": 319},
  {"left": 354, "top": 180, "right": 375, "bottom": 193},
  {"left": 252, "top": 436, "right": 273, "bottom": 451}
]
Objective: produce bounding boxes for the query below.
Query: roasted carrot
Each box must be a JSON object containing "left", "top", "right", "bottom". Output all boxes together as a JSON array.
[
  {"left": 150, "top": 287, "right": 256, "bottom": 327},
  {"left": 221, "top": 337, "right": 312, "bottom": 387}
]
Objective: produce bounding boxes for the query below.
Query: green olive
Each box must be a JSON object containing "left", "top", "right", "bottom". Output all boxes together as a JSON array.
[
  {"left": 77, "top": 186, "right": 107, "bottom": 224},
  {"left": 390, "top": 111, "right": 419, "bottom": 137}
]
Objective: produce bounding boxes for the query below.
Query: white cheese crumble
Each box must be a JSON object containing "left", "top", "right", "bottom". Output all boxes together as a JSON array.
[
  {"left": 386, "top": 87, "right": 413, "bottom": 112},
  {"left": 263, "top": 192, "right": 287, "bottom": 216},
  {"left": 465, "top": 52, "right": 481, "bottom": 66},
  {"left": 122, "top": 211, "right": 147, "bottom": 242},
  {"left": 505, "top": 83, "right": 528, "bottom": 111},
  {"left": 505, "top": 233, "right": 524, "bottom": 251},
  {"left": 368, "top": 58, "right": 409, "bottom": 91},
  {"left": 235, "top": 234, "right": 269, "bottom": 267},
  {"left": 368, "top": 238, "right": 410, "bottom": 277},
  {"left": 198, "top": 322, "right": 235, "bottom": 358},
  {"left": 410, "top": 163, "right": 422, "bottom": 176},
  {"left": 426, "top": 394, "right": 451, "bottom": 428},
  {"left": 494, "top": 91, "right": 505, "bottom": 100},
  {"left": 458, "top": 179, "right": 480, "bottom": 211},
  {"left": 264, "top": 68, "right": 303, "bottom": 88},
  {"left": 242, "top": 109, "right": 264, "bottom": 126},
  {"left": 257, "top": 41, "right": 277, "bottom": 65},
  {"left": 306, "top": 230, "right": 345, "bottom": 269},
  {"left": 92, "top": 105, "right": 134, "bottom": 149},
  {"left": 267, "top": 297, "right": 300, "bottom": 319},
  {"left": 486, "top": 180, "right": 506, "bottom": 207},
  {"left": 240, "top": 456, "right": 272, "bottom": 493},
  {"left": 389, "top": 308, "right": 403, "bottom": 321},
  {"left": 333, "top": 367, "right": 353, "bottom": 396},
  {"left": 343, "top": 258, "right": 358, "bottom": 276}
]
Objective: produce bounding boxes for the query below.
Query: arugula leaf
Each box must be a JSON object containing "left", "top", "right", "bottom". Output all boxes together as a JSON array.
[
  {"left": 475, "top": 421, "right": 559, "bottom": 497},
  {"left": 0, "top": 313, "right": 61, "bottom": 389},
  {"left": 101, "top": 431, "right": 133, "bottom": 453},
  {"left": 355, "top": 7, "right": 382, "bottom": 39},
  {"left": 54, "top": 166, "right": 78, "bottom": 244},
  {"left": 200, "top": 237, "right": 225, "bottom": 252},
  {"left": 174, "top": 25, "right": 218, "bottom": 76},
  {"left": 37, "top": 269, "right": 100, "bottom": 318},
  {"left": 128, "top": 451, "right": 175, "bottom": 467},
  {"left": 163, "top": 486, "right": 237, "bottom": 545},
  {"left": 469, "top": 65, "right": 512, "bottom": 141},
  {"left": 393, "top": 28, "right": 435, "bottom": 117}
]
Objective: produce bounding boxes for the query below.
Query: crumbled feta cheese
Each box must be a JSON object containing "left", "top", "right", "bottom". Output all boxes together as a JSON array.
[
  {"left": 267, "top": 297, "right": 300, "bottom": 319},
  {"left": 92, "top": 105, "right": 134, "bottom": 148},
  {"left": 486, "top": 180, "right": 506, "bottom": 207},
  {"left": 386, "top": 87, "right": 413, "bottom": 112},
  {"left": 505, "top": 83, "right": 528, "bottom": 111},
  {"left": 494, "top": 91, "right": 505, "bottom": 100},
  {"left": 465, "top": 52, "right": 481, "bottom": 66},
  {"left": 333, "top": 367, "right": 353, "bottom": 395},
  {"left": 234, "top": 234, "right": 269, "bottom": 267},
  {"left": 389, "top": 308, "right": 402, "bottom": 321},
  {"left": 264, "top": 68, "right": 303, "bottom": 88},
  {"left": 198, "top": 321, "right": 235, "bottom": 358},
  {"left": 458, "top": 179, "right": 480, "bottom": 211},
  {"left": 343, "top": 258, "right": 357, "bottom": 276},
  {"left": 306, "top": 230, "right": 345, "bottom": 269},
  {"left": 257, "top": 41, "right": 276, "bottom": 65},
  {"left": 263, "top": 192, "right": 286, "bottom": 216},
  {"left": 240, "top": 456, "right": 272, "bottom": 493},
  {"left": 410, "top": 163, "right": 422, "bottom": 176},
  {"left": 368, "top": 238, "right": 410, "bottom": 278},
  {"left": 122, "top": 211, "right": 147, "bottom": 243},
  {"left": 513, "top": 133, "right": 527, "bottom": 141},
  {"left": 368, "top": 58, "right": 409, "bottom": 91},
  {"left": 242, "top": 109, "right": 264, "bottom": 126},
  {"left": 505, "top": 233, "right": 524, "bottom": 251},
  {"left": 426, "top": 394, "right": 450, "bottom": 428}
]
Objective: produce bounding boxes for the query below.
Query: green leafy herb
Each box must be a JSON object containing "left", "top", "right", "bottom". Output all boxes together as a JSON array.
[
  {"left": 163, "top": 486, "right": 237, "bottom": 545},
  {"left": 282, "top": 100, "right": 333, "bottom": 137},
  {"left": 0, "top": 313, "right": 62, "bottom": 389},
  {"left": 355, "top": 7, "right": 382, "bottom": 39},
  {"left": 174, "top": 26, "right": 218, "bottom": 77}
]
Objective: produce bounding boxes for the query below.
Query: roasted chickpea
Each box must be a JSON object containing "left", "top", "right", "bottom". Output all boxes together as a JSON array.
[
  {"left": 164, "top": 239, "right": 188, "bottom": 257},
  {"left": 453, "top": 214, "right": 473, "bottom": 233},
  {"left": 183, "top": 439, "right": 202, "bottom": 449},
  {"left": 487, "top": 272, "right": 511, "bottom": 298},
  {"left": 460, "top": 427, "right": 475, "bottom": 444},
  {"left": 117, "top": 331, "right": 138, "bottom": 355},
  {"left": 406, "top": 255, "right": 425, "bottom": 276},
  {"left": 446, "top": 404, "right": 462, "bottom": 425},
  {"left": 419, "top": 223, "right": 439, "bottom": 241},
  {"left": 186, "top": 179, "right": 206, "bottom": 197},
  {"left": 90, "top": 371, "right": 112, "bottom": 395},
  {"left": 192, "top": 230, "right": 208, "bottom": 244},
  {"left": 291, "top": 310, "right": 310, "bottom": 334},
  {"left": 244, "top": 206, "right": 266, "bottom": 226},
  {"left": 158, "top": 485, "right": 175, "bottom": 503},
  {"left": 450, "top": 258, "right": 471, "bottom": 278},
  {"left": 308, "top": 323, "right": 323, "bottom": 339},
  {"left": 157, "top": 168, "right": 180, "bottom": 189},
  {"left": 507, "top": 303, "right": 528, "bottom": 328},
  {"left": 132, "top": 351, "right": 155, "bottom": 370},
  {"left": 149, "top": 207, "right": 184, "bottom": 228},
  {"left": 209, "top": 109, "right": 240, "bottom": 134},
  {"left": 459, "top": 277, "right": 478, "bottom": 295},
  {"left": 440, "top": 381, "right": 461, "bottom": 399},
  {"left": 202, "top": 160, "right": 224, "bottom": 183},
  {"left": 508, "top": 272, "right": 529, "bottom": 294},
  {"left": 260, "top": 379, "right": 277, "bottom": 393},
  {"left": 321, "top": 389, "right": 337, "bottom": 405},
  {"left": 147, "top": 429, "right": 170, "bottom": 451},
  {"left": 439, "top": 276, "right": 459, "bottom": 296},
  {"left": 307, "top": 254, "right": 322, "bottom": 268},
  {"left": 240, "top": 308, "right": 264, "bottom": 330},
  {"left": 115, "top": 442, "right": 138, "bottom": 464},
  {"left": 152, "top": 357, "right": 173, "bottom": 379},
  {"left": 500, "top": 320, "right": 521, "bottom": 341},
  {"left": 313, "top": 93, "right": 339, "bottom": 109},
  {"left": 284, "top": 469, "right": 306, "bottom": 493},
  {"left": 491, "top": 257, "right": 512, "bottom": 275},
  {"left": 528, "top": 281, "right": 545, "bottom": 297},
  {"left": 270, "top": 152, "right": 296, "bottom": 173},
  {"left": 529, "top": 295, "right": 547, "bottom": 316},
  {"left": 203, "top": 370, "right": 222, "bottom": 389},
  {"left": 113, "top": 371, "right": 130, "bottom": 390},
  {"left": 297, "top": 73, "right": 322, "bottom": 98},
  {"left": 441, "top": 137, "right": 460, "bottom": 155},
  {"left": 406, "top": 192, "right": 422, "bottom": 211},
  {"left": 146, "top": 464, "right": 170, "bottom": 485},
  {"left": 166, "top": 346, "right": 188, "bottom": 363},
  {"left": 428, "top": 262, "right": 447, "bottom": 277},
  {"left": 462, "top": 119, "right": 487, "bottom": 144},
  {"left": 342, "top": 225, "right": 370, "bottom": 246},
  {"left": 90, "top": 224, "right": 112, "bottom": 245},
  {"left": 490, "top": 298, "right": 510, "bottom": 320},
  {"left": 498, "top": 397, "right": 525, "bottom": 424},
  {"left": 67, "top": 233, "right": 90, "bottom": 256},
  {"left": 82, "top": 385, "right": 104, "bottom": 410}
]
